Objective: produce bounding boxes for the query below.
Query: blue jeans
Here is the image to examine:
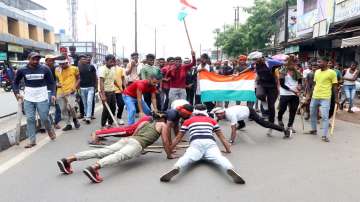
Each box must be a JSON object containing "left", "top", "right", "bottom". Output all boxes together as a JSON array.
[
  {"left": 80, "top": 87, "right": 95, "bottom": 119},
  {"left": 310, "top": 99, "right": 330, "bottom": 137},
  {"left": 122, "top": 94, "right": 151, "bottom": 124},
  {"left": 343, "top": 85, "right": 356, "bottom": 109},
  {"left": 24, "top": 100, "right": 51, "bottom": 144},
  {"left": 54, "top": 103, "right": 61, "bottom": 124}
]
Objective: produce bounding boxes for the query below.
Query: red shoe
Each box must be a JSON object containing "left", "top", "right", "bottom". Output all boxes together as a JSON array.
[
  {"left": 57, "top": 158, "right": 73, "bottom": 174},
  {"left": 83, "top": 166, "right": 103, "bottom": 183}
]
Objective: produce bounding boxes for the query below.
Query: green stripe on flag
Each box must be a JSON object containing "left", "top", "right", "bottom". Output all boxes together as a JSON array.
[{"left": 201, "top": 90, "right": 256, "bottom": 102}]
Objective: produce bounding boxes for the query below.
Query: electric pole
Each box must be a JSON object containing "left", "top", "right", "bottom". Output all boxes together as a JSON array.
[
  {"left": 155, "top": 27, "right": 157, "bottom": 57},
  {"left": 234, "top": 6, "right": 240, "bottom": 29},
  {"left": 134, "top": 0, "right": 138, "bottom": 53}
]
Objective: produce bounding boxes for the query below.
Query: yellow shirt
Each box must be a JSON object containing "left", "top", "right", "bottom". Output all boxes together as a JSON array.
[
  {"left": 55, "top": 65, "right": 79, "bottom": 96},
  {"left": 98, "top": 65, "right": 116, "bottom": 92},
  {"left": 114, "top": 66, "right": 125, "bottom": 93},
  {"left": 313, "top": 69, "right": 337, "bottom": 99}
]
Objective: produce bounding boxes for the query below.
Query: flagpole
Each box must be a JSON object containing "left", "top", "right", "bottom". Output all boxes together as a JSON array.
[{"left": 183, "top": 18, "right": 193, "bottom": 51}]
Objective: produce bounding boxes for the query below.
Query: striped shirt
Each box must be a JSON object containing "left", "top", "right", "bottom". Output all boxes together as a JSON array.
[{"left": 180, "top": 115, "right": 220, "bottom": 142}]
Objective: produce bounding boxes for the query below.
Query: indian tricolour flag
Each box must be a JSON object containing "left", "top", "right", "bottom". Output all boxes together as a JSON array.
[{"left": 199, "top": 71, "right": 256, "bottom": 102}]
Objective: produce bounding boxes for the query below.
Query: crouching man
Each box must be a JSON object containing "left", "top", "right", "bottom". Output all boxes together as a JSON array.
[
  {"left": 160, "top": 104, "right": 245, "bottom": 184},
  {"left": 211, "top": 105, "right": 290, "bottom": 141},
  {"left": 57, "top": 112, "right": 172, "bottom": 183}
]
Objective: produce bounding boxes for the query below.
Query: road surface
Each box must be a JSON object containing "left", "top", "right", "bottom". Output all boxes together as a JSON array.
[{"left": 0, "top": 107, "right": 360, "bottom": 202}]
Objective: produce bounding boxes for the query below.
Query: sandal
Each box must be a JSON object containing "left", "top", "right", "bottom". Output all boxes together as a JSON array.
[{"left": 24, "top": 143, "right": 36, "bottom": 148}]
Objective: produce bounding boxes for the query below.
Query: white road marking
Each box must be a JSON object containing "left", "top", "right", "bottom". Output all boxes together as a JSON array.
[{"left": 0, "top": 105, "right": 102, "bottom": 175}]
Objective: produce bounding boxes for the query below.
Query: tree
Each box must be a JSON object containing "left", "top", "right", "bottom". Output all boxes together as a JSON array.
[{"left": 214, "top": 0, "right": 296, "bottom": 57}]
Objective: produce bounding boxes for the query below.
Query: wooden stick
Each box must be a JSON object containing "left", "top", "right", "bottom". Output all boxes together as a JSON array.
[
  {"left": 148, "top": 144, "right": 189, "bottom": 149},
  {"left": 142, "top": 149, "right": 162, "bottom": 154},
  {"left": 183, "top": 18, "right": 193, "bottom": 51},
  {"left": 15, "top": 99, "right": 23, "bottom": 145},
  {"left": 330, "top": 103, "right": 338, "bottom": 136},
  {"left": 99, "top": 94, "right": 119, "bottom": 127}
]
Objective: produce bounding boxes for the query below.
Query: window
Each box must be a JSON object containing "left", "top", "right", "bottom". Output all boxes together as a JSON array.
[
  {"left": 7, "top": 17, "right": 20, "bottom": 37},
  {"left": 28, "top": 24, "right": 38, "bottom": 41},
  {"left": 304, "top": 0, "right": 317, "bottom": 13},
  {"left": 43, "top": 29, "right": 51, "bottom": 44}
]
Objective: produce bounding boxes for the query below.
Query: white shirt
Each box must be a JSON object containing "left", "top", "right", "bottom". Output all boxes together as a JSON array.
[
  {"left": 303, "top": 68, "right": 312, "bottom": 79},
  {"left": 280, "top": 73, "right": 299, "bottom": 96},
  {"left": 24, "top": 86, "right": 48, "bottom": 102},
  {"left": 225, "top": 105, "right": 250, "bottom": 126}
]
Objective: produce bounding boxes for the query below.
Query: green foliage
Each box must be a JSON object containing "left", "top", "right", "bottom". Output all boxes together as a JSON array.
[{"left": 214, "top": 0, "right": 295, "bottom": 58}]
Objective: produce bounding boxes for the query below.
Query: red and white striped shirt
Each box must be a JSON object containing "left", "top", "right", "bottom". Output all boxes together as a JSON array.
[{"left": 180, "top": 115, "right": 220, "bottom": 142}]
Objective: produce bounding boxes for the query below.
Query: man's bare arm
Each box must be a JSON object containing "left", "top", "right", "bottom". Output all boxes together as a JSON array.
[{"left": 215, "top": 130, "right": 231, "bottom": 153}]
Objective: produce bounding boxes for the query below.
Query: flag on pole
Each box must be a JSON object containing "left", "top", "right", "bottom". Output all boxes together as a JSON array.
[
  {"left": 199, "top": 71, "right": 257, "bottom": 102},
  {"left": 180, "top": 0, "right": 197, "bottom": 10},
  {"left": 178, "top": 9, "right": 188, "bottom": 21}
]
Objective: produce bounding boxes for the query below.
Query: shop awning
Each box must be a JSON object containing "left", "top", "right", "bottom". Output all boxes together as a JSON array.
[{"left": 341, "top": 36, "right": 360, "bottom": 48}]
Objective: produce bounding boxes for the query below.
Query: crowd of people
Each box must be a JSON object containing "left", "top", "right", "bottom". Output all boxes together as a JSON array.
[{"left": 11, "top": 46, "right": 359, "bottom": 184}]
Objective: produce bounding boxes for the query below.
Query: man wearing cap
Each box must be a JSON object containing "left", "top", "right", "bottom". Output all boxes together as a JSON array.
[
  {"left": 55, "top": 56, "right": 81, "bottom": 131},
  {"left": 211, "top": 105, "right": 290, "bottom": 143},
  {"left": 123, "top": 74, "right": 161, "bottom": 125},
  {"left": 78, "top": 54, "right": 97, "bottom": 124},
  {"left": 13, "top": 52, "right": 56, "bottom": 148},
  {"left": 235, "top": 55, "right": 248, "bottom": 74},
  {"left": 44, "top": 55, "right": 61, "bottom": 129}
]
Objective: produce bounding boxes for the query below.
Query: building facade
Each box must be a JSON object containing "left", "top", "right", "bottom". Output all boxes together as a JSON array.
[{"left": 0, "top": 0, "right": 55, "bottom": 62}]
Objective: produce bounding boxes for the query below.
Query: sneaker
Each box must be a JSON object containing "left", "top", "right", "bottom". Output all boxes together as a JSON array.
[
  {"left": 278, "top": 120, "right": 284, "bottom": 128},
  {"left": 266, "top": 129, "right": 273, "bottom": 137},
  {"left": 321, "top": 136, "right": 330, "bottom": 142},
  {"left": 54, "top": 124, "right": 61, "bottom": 129},
  {"left": 39, "top": 128, "right": 46, "bottom": 133},
  {"left": 118, "top": 119, "right": 125, "bottom": 125},
  {"left": 227, "top": 169, "right": 246, "bottom": 184},
  {"left": 24, "top": 143, "right": 36, "bottom": 148},
  {"left": 73, "top": 119, "right": 80, "bottom": 129},
  {"left": 48, "top": 129, "right": 56, "bottom": 140},
  {"left": 62, "top": 125, "right": 72, "bottom": 131},
  {"left": 305, "top": 130, "right": 317, "bottom": 135},
  {"left": 83, "top": 166, "right": 103, "bottom": 183},
  {"left": 85, "top": 119, "right": 91, "bottom": 125},
  {"left": 57, "top": 158, "right": 73, "bottom": 174},
  {"left": 160, "top": 167, "right": 180, "bottom": 182},
  {"left": 283, "top": 129, "right": 290, "bottom": 138}
]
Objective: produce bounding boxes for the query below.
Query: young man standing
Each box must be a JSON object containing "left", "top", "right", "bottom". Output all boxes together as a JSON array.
[
  {"left": 167, "top": 51, "right": 196, "bottom": 107},
  {"left": 98, "top": 54, "right": 117, "bottom": 128},
  {"left": 78, "top": 54, "right": 97, "bottom": 124},
  {"left": 125, "top": 52, "right": 139, "bottom": 86},
  {"left": 123, "top": 74, "right": 161, "bottom": 124},
  {"left": 160, "top": 57, "right": 175, "bottom": 111},
  {"left": 160, "top": 104, "right": 245, "bottom": 184},
  {"left": 307, "top": 57, "right": 338, "bottom": 142},
  {"left": 195, "top": 53, "right": 215, "bottom": 111},
  {"left": 57, "top": 112, "right": 172, "bottom": 183},
  {"left": 140, "top": 54, "right": 162, "bottom": 109},
  {"left": 13, "top": 52, "right": 56, "bottom": 148},
  {"left": 55, "top": 56, "right": 81, "bottom": 131}
]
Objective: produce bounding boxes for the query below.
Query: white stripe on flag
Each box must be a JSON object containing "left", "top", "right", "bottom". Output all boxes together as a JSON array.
[{"left": 200, "top": 79, "right": 255, "bottom": 92}]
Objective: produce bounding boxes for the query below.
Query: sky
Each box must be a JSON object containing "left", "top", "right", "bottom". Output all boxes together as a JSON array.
[{"left": 32, "top": 0, "right": 253, "bottom": 58}]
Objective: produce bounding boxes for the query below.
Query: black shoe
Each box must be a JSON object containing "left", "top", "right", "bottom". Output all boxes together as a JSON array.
[
  {"left": 283, "top": 129, "right": 290, "bottom": 138},
  {"left": 83, "top": 166, "right": 103, "bottom": 183},
  {"left": 73, "top": 119, "right": 80, "bottom": 129},
  {"left": 227, "top": 169, "right": 245, "bottom": 184},
  {"left": 321, "top": 136, "right": 330, "bottom": 142},
  {"left": 85, "top": 119, "right": 91, "bottom": 125},
  {"left": 39, "top": 128, "right": 46, "bottom": 133},
  {"left": 57, "top": 158, "right": 73, "bottom": 174},
  {"left": 305, "top": 130, "right": 317, "bottom": 135},
  {"left": 160, "top": 168, "right": 180, "bottom": 182},
  {"left": 62, "top": 125, "right": 72, "bottom": 131}
]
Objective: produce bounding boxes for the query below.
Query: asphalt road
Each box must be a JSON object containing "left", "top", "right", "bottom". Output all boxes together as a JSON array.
[{"left": 0, "top": 107, "right": 360, "bottom": 202}]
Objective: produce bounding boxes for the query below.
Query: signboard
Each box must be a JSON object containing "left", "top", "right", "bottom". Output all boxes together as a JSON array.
[
  {"left": 0, "top": 52, "right": 7, "bottom": 60},
  {"left": 334, "top": 0, "right": 360, "bottom": 23},
  {"left": 297, "top": 9, "right": 318, "bottom": 33},
  {"left": 7, "top": 44, "right": 24, "bottom": 53},
  {"left": 285, "top": 45, "right": 300, "bottom": 54}
]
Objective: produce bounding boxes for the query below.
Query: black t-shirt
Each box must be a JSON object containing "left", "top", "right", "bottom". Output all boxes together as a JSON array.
[
  {"left": 70, "top": 54, "right": 79, "bottom": 67},
  {"left": 79, "top": 64, "right": 97, "bottom": 88},
  {"left": 166, "top": 109, "right": 180, "bottom": 123}
]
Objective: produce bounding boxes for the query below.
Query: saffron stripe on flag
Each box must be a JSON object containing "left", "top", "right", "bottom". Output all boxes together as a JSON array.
[
  {"left": 199, "top": 79, "right": 255, "bottom": 91},
  {"left": 199, "top": 71, "right": 256, "bottom": 82}
]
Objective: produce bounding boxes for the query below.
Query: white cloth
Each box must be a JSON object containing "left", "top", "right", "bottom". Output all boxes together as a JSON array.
[
  {"left": 280, "top": 73, "right": 299, "bottom": 96},
  {"left": 174, "top": 139, "right": 233, "bottom": 171},
  {"left": 343, "top": 69, "right": 357, "bottom": 86},
  {"left": 24, "top": 86, "right": 48, "bottom": 102},
  {"left": 171, "top": 99, "right": 189, "bottom": 109},
  {"left": 225, "top": 105, "right": 250, "bottom": 126},
  {"left": 303, "top": 68, "right": 312, "bottom": 79}
]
